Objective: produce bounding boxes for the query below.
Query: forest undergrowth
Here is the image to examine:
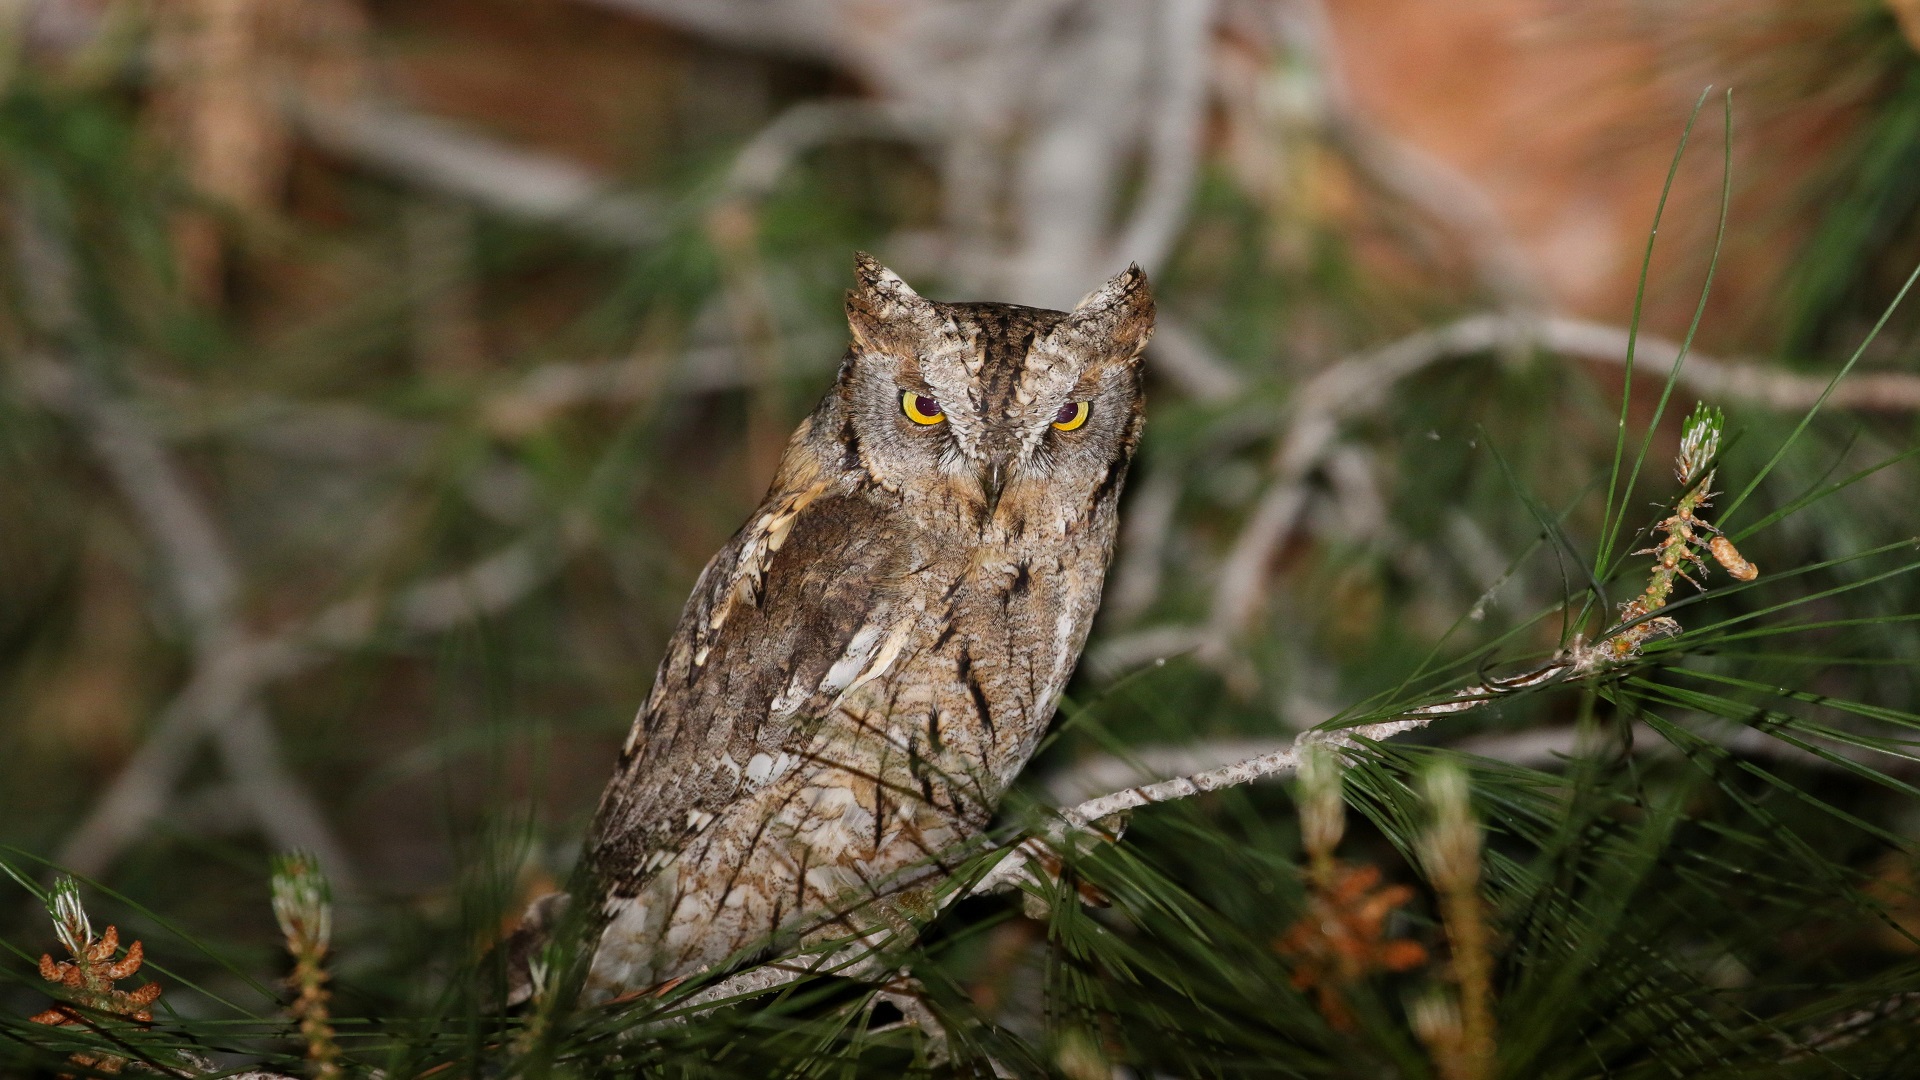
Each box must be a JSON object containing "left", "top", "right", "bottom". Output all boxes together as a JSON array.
[{"left": 2, "top": 13, "right": 1919, "bottom": 1077}]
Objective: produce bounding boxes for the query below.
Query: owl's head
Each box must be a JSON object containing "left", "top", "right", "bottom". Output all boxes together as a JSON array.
[{"left": 836, "top": 253, "right": 1153, "bottom": 522}]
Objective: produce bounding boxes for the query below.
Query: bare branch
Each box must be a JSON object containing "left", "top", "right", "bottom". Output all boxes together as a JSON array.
[
  {"left": 1280, "top": 0, "right": 1542, "bottom": 310},
  {"left": 1040, "top": 716, "right": 1920, "bottom": 809},
  {"left": 566, "top": 0, "right": 848, "bottom": 66},
  {"left": 1060, "top": 660, "right": 1567, "bottom": 827},
  {"left": 22, "top": 363, "right": 240, "bottom": 646},
  {"left": 1536, "top": 314, "right": 1920, "bottom": 412},
  {"left": 1113, "top": 0, "right": 1216, "bottom": 274},
  {"left": 1143, "top": 317, "right": 1247, "bottom": 402},
  {"left": 1206, "top": 473, "right": 1313, "bottom": 645},
  {"left": 1042, "top": 737, "right": 1296, "bottom": 805},
  {"left": 12, "top": 198, "right": 360, "bottom": 892},
  {"left": 55, "top": 517, "right": 590, "bottom": 880},
  {"left": 1101, "top": 465, "right": 1185, "bottom": 626},
  {"left": 291, "top": 96, "right": 668, "bottom": 247},
  {"left": 976, "top": 658, "right": 1573, "bottom": 897},
  {"left": 719, "top": 99, "right": 933, "bottom": 202},
  {"left": 1185, "top": 310, "right": 1920, "bottom": 651}
]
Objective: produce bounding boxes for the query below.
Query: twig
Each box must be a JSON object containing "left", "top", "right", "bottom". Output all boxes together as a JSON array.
[
  {"left": 13, "top": 198, "right": 360, "bottom": 893},
  {"left": 291, "top": 95, "right": 668, "bottom": 247},
  {"left": 1040, "top": 712, "right": 1920, "bottom": 809},
  {"left": 718, "top": 99, "right": 932, "bottom": 202},
  {"left": 1042, "top": 736, "right": 1301, "bottom": 805},
  {"left": 1101, "top": 464, "right": 1186, "bottom": 626},
  {"left": 1104, "top": 310, "right": 1920, "bottom": 666},
  {"left": 1063, "top": 661, "right": 1567, "bottom": 828},
  {"left": 1010, "top": 401, "right": 1799, "bottom": 896},
  {"left": 1143, "top": 317, "right": 1247, "bottom": 402},
  {"left": 975, "top": 655, "right": 1575, "bottom": 899},
  {"left": 1532, "top": 313, "right": 1920, "bottom": 411},
  {"left": 57, "top": 520, "right": 592, "bottom": 880},
  {"left": 566, "top": 0, "right": 847, "bottom": 66},
  {"left": 1280, "top": 0, "right": 1542, "bottom": 311},
  {"left": 1113, "top": 0, "right": 1216, "bottom": 275}
]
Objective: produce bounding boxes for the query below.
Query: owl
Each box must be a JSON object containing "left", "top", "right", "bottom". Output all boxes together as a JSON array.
[{"left": 580, "top": 253, "right": 1152, "bottom": 1001}]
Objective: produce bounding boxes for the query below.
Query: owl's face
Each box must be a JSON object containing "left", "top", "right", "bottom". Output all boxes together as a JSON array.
[{"left": 836, "top": 254, "right": 1152, "bottom": 524}]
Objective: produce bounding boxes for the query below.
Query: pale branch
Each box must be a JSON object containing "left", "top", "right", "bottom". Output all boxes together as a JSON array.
[
  {"left": 290, "top": 6, "right": 1244, "bottom": 410},
  {"left": 1206, "top": 474, "right": 1313, "bottom": 647},
  {"left": 1143, "top": 317, "right": 1248, "bottom": 402},
  {"left": 718, "top": 99, "right": 934, "bottom": 203},
  {"left": 1061, "top": 659, "right": 1568, "bottom": 827},
  {"left": 1101, "top": 465, "right": 1187, "bottom": 627},
  {"left": 1041, "top": 718, "right": 1917, "bottom": 807},
  {"left": 1064, "top": 300, "right": 1920, "bottom": 679},
  {"left": 20, "top": 347, "right": 637, "bottom": 875},
  {"left": 60, "top": 382, "right": 240, "bottom": 648},
  {"left": 290, "top": 95, "right": 669, "bottom": 247},
  {"left": 1171, "top": 310, "right": 1920, "bottom": 656},
  {"left": 1112, "top": 0, "right": 1216, "bottom": 275},
  {"left": 27, "top": 348, "right": 350, "bottom": 881},
  {"left": 1281, "top": 0, "right": 1543, "bottom": 311},
  {"left": 665, "top": 959, "right": 830, "bottom": 1016},
  {"left": 1001, "top": 2, "right": 1157, "bottom": 307},
  {"left": 56, "top": 647, "right": 277, "bottom": 880},
  {"left": 974, "top": 657, "right": 1572, "bottom": 898},
  {"left": 619, "top": 628, "right": 1892, "bottom": 1026},
  {"left": 1042, "top": 736, "right": 1300, "bottom": 805},
  {"left": 640, "top": 933, "right": 907, "bottom": 1029},
  {"left": 714, "top": 94, "right": 1240, "bottom": 402},
  {"left": 11, "top": 200, "right": 361, "bottom": 893},
  {"left": 1534, "top": 313, "right": 1920, "bottom": 412},
  {"left": 56, "top": 520, "right": 592, "bottom": 879},
  {"left": 1002, "top": 400, "right": 1832, "bottom": 899},
  {"left": 1084, "top": 625, "right": 1212, "bottom": 680},
  {"left": 566, "top": 0, "right": 848, "bottom": 66},
  {"left": 30, "top": 337, "right": 604, "bottom": 877}
]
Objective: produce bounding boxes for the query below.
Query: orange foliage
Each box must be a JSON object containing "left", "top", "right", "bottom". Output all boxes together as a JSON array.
[
  {"left": 29, "top": 924, "right": 163, "bottom": 1075},
  {"left": 1275, "top": 862, "right": 1428, "bottom": 1030}
]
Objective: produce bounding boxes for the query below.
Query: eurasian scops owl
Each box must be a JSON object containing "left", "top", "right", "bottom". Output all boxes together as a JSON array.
[{"left": 581, "top": 253, "right": 1152, "bottom": 999}]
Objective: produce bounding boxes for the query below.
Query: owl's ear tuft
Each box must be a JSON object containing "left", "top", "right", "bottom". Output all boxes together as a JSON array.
[
  {"left": 851, "top": 252, "right": 921, "bottom": 302},
  {"left": 1064, "top": 263, "right": 1154, "bottom": 360},
  {"left": 847, "top": 252, "right": 939, "bottom": 353}
]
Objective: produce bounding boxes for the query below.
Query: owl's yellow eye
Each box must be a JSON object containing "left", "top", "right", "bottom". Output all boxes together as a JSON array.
[
  {"left": 901, "top": 391, "right": 945, "bottom": 425},
  {"left": 1051, "top": 400, "right": 1090, "bottom": 431}
]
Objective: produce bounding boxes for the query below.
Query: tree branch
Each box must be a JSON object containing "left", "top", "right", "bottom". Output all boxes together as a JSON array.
[
  {"left": 12, "top": 203, "right": 359, "bottom": 892},
  {"left": 291, "top": 95, "right": 669, "bottom": 247},
  {"left": 566, "top": 0, "right": 848, "bottom": 66},
  {"left": 1088, "top": 310, "right": 1920, "bottom": 670},
  {"left": 1113, "top": 0, "right": 1216, "bottom": 274}
]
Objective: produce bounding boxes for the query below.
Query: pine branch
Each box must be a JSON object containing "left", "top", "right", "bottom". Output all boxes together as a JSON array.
[{"left": 993, "top": 402, "right": 1759, "bottom": 895}]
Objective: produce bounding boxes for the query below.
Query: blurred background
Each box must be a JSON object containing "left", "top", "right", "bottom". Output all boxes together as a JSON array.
[{"left": 3, "top": 0, "right": 1920, "bottom": 1041}]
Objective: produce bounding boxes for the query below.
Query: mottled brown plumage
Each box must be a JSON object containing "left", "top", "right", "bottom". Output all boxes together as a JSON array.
[{"left": 580, "top": 254, "right": 1151, "bottom": 1000}]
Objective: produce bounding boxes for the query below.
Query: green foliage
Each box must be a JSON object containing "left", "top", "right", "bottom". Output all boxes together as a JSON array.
[{"left": 2, "top": 19, "right": 1919, "bottom": 1080}]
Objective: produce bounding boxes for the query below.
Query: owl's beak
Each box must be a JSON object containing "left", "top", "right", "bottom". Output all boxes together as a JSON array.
[{"left": 978, "top": 460, "right": 1008, "bottom": 515}]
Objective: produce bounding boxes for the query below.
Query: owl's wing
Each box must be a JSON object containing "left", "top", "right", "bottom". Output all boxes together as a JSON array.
[{"left": 587, "top": 477, "right": 909, "bottom": 896}]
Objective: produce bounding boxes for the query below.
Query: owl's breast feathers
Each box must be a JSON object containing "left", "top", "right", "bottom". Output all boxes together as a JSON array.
[{"left": 586, "top": 403, "right": 1124, "bottom": 908}]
